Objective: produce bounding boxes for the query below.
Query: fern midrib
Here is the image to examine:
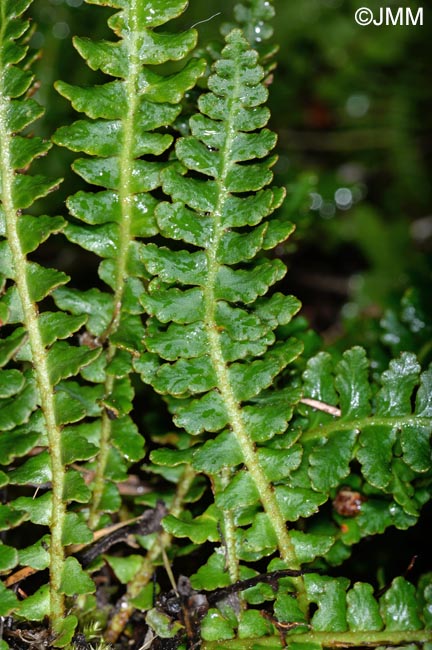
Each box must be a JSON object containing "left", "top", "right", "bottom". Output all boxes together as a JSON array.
[
  {"left": 300, "top": 414, "right": 432, "bottom": 442},
  {"left": 201, "top": 61, "right": 306, "bottom": 604},
  {"left": 201, "top": 628, "right": 432, "bottom": 650},
  {"left": 112, "top": 3, "right": 140, "bottom": 330},
  {"left": 217, "top": 468, "right": 241, "bottom": 584},
  {"left": 0, "top": 72, "right": 66, "bottom": 619},
  {"left": 89, "top": 0, "right": 141, "bottom": 527}
]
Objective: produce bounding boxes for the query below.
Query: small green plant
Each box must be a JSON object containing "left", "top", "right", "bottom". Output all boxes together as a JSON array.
[{"left": 0, "top": 1, "right": 431, "bottom": 649}]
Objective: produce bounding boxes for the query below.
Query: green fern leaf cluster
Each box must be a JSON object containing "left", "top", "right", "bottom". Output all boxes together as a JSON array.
[
  {"left": 1, "top": 2, "right": 431, "bottom": 648},
  {"left": 136, "top": 24, "right": 432, "bottom": 641},
  {"left": 288, "top": 348, "right": 432, "bottom": 567}
]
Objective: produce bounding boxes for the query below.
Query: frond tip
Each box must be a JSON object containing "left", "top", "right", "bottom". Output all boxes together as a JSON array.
[{"left": 138, "top": 29, "right": 300, "bottom": 444}]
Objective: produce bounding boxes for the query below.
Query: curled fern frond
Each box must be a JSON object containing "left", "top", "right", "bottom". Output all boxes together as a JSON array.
[{"left": 52, "top": 0, "right": 206, "bottom": 526}]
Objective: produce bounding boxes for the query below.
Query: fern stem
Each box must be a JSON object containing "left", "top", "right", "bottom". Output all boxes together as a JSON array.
[
  {"left": 88, "top": 0, "right": 141, "bottom": 526},
  {"left": 202, "top": 629, "right": 432, "bottom": 649},
  {"left": 105, "top": 464, "right": 196, "bottom": 643},
  {"left": 206, "top": 314, "right": 306, "bottom": 594},
  {"left": 202, "top": 62, "right": 307, "bottom": 612},
  {"left": 88, "top": 377, "right": 114, "bottom": 529},
  {"left": 301, "top": 415, "right": 432, "bottom": 442},
  {"left": 0, "top": 96, "right": 66, "bottom": 621},
  {"left": 110, "top": 0, "right": 140, "bottom": 328},
  {"left": 215, "top": 469, "right": 240, "bottom": 585}
]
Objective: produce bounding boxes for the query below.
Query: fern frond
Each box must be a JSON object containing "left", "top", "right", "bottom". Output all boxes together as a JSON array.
[
  {"left": 223, "top": 0, "right": 275, "bottom": 46},
  {"left": 296, "top": 348, "right": 432, "bottom": 548},
  {"left": 135, "top": 29, "right": 310, "bottom": 609},
  {"left": 0, "top": 0, "right": 100, "bottom": 637},
  {"left": 52, "top": 0, "right": 206, "bottom": 526},
  {"left": 222, "top": 0, "right": 277, "bottom": 75},
  {"left": 199, "top": 574, "right": 432, "bottom": 649}
]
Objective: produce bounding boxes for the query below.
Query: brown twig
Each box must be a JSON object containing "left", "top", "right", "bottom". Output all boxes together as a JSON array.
[
  {"left": 205, "top": 568, "right": 313, "bottom": 605},
  {"left": 300, "top": 398, "right": 341, "bottom": 417},
  {"left": 3, "top": 505, "right": 166, "bottom": 588},
  {"left": 76, "top": 503, "right": 166, "bottom": 567}
]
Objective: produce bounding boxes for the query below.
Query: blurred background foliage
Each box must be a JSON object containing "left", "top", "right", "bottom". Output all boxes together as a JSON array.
[{"left": 28, "top": 0, "right": 432, "bottom": 357}]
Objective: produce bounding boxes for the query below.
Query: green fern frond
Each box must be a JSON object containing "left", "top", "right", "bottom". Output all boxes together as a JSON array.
[
  {"left": 199, "top": 574, "right": 432, "bottom": 649},
  {"left": 296, "top": 348, "right": 432, "bottom": 548},
  {"left": 52, "top": 0, "right": 206, "bottom": 526},
  {"left": 0, "top": 0, "right": 100, "bottom": 637},
  {"left": 135, "top": 29, "right": 308, "bottom": 606},
  {"left": 1, "top": 3, "right": 430, "bottom": 648}
]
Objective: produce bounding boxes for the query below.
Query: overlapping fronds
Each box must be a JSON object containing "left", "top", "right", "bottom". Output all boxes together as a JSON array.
[
  {"left": 135, "top": 26, "right": 432, "bottom": 645},
  {"left": 144, "top": 345, "right": 432, "bottom": 644},
  {"left": 1, "top": 3, "right": 431, "bottom": 649}
]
